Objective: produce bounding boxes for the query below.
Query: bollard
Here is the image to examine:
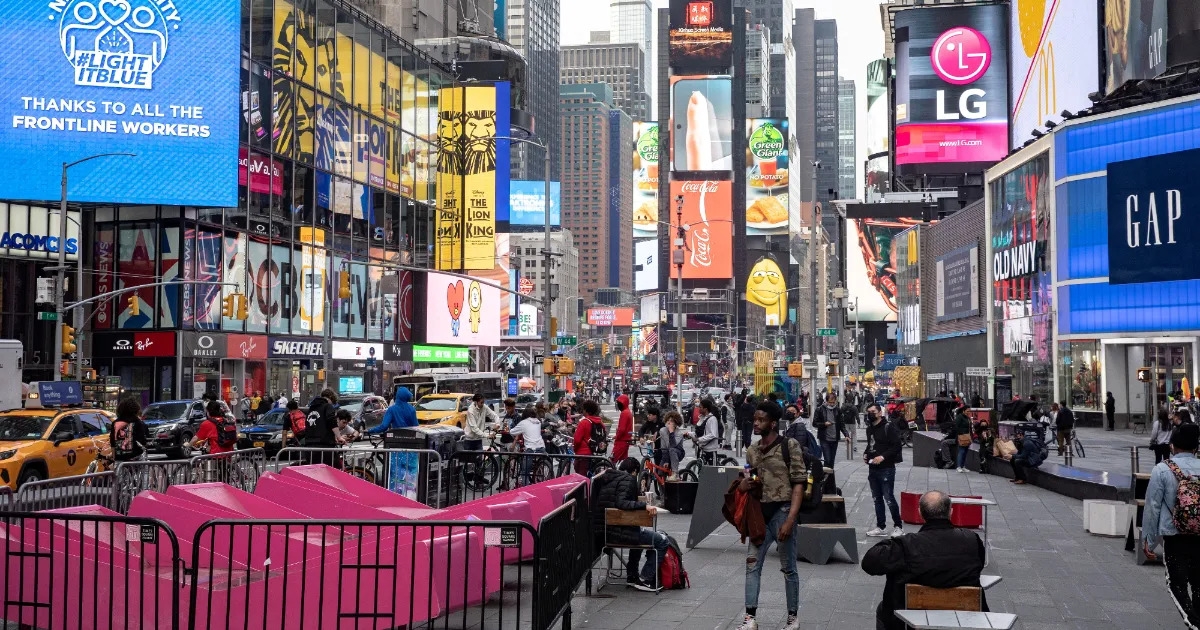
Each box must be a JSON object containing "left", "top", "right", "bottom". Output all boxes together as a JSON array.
[
  {"left": 1130, "top": 446, "right": 1140, "bottom": 474},
  {"left": 1064, "top": 446, "right": 1073, "bottom": 467}
]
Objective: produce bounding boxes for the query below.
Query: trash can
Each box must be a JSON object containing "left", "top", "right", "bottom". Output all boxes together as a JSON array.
[
  {"left": 663, "top": 481, "right": 698, "bottom": 514},
  {"left": 385, "top": 425, "right": 463, "bottom": 506}
]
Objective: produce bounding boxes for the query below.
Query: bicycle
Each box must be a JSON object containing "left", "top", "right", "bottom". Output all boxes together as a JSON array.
[
  {"left": 682, "top": 433, "right": 739, "bottom": 479},
  {"left": 637, "top": 441, "right": 696, "bottom": 498},
  {"left": 1071, "top": 428, "right": 1085, "bottom": 459},
  {"left": 340, "top": 435, "right": 387, "bottom": 484}
]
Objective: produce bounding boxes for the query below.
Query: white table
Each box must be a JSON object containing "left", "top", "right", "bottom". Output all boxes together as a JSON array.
[
  {"left": 895, "top": 610, "right": 1017, "bottom": 629},
  {"left": 951, "top": 497, "right": 998, "bottom": 566},
  {"left": 979, "top": 575, "right": 1002, "bottom": 590}
]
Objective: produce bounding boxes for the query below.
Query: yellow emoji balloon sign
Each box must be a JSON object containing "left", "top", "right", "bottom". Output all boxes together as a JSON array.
[{"left": 746, "top": 257, "right": 786, "bottom": 326}]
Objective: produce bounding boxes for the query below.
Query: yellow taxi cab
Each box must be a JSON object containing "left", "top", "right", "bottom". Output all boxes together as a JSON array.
[
  {"left": 0, "top": 407, "right": 114, "bottom": 490},
  {"left": 413, "top": 393, "right": 473, "bottom": 428}
]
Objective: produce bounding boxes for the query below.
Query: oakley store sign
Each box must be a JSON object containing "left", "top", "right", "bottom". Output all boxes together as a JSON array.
[
  {"left": 182, "top": 332, "right": 223, "bottom": 358},
  {"left": 93, "top": 332, "right": 176, "bottom": 358}
]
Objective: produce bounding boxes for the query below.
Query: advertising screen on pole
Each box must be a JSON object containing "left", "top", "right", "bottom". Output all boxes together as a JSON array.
[
  {"left": 668, "top": 0, "right": 733, "bottom": 71},
  {"left": 425, "top": 271, "right": 501, "bottom": 347},
  {"left": 746, "top": 118, "right": 789, "bottom": 237},
  {"left": 670, "top": 76, "right": 733, "bottom": 173},
  {"left": 669, "top": 180, "right": 733, "bottom": 279},
  {"left": 845, "top": 211, "right": 925, "bottom": 322},
  {"left": 0, "top": 0, "right": 241, "bottom": 207},
  {"left": 505, "top": 180, "right": 560, "bottom": 226},
  {"left": 632, "top": 121, "right": 660, "bottom": 239},
  {"left": 1011, "top": 0, "right": 1099, "bottom": 147},
  {"left": 587, "top": 308, "right": 635, "bottom": 327},
  {"left": 634, "top": 239, "right": 659, "bottom": 291},
  {"left": 894, "top": 4, "right": 1010, "bottom": 170},
  {"left": 865, "top": 59, "right": 891, "bottom": 202}
]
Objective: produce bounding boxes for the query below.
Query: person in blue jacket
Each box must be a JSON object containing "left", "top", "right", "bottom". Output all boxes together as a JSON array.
[{"left": 369, "top": 387, "right": 418, "bottom": 433}]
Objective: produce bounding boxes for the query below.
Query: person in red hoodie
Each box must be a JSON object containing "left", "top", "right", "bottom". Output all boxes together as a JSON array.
[
  {"left": 573, "top": 400, "right": 608, "bottom": 475},
  {"left": 612, "top": 394, "right": 634, "bottom": 461}
]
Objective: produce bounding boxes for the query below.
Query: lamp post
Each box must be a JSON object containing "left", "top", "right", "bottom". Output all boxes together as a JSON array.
[
  {"left": 807, "top": 160, "right": 821, "bottom": 398},
  {"left": 53, "top": 153, "right": 135, "bottom": 381}
]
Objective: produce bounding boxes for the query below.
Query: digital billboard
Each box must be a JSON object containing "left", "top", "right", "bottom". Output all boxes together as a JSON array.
[
  {"left": 846, "top": 214, "right": 924, "bottom": 322},
  {"left": 634, "top": 239, "right": 659, "bottom": 291},
  {"left": 632, "top": 122, "right": 660, "bottom": 239},
  {"left": 587, "top": 308, "right": 635, "bottom": 327},
  {"left": 0, "top": 0, "right": 240, "bottom": 207},
  {"left": 425, "top": 271, "right": 501, "bottom": 347},
  {"left": 670, "top": 180, "right": 733, "bottom": 279},
  {"left": 746, "top": 119, "right": 789, "bottom": 237},
  {"left": 1011, "top": 0, "right": 1100, "bottom": 147},
  {"left": 505, "top": 180, "right": 560, "bottom": 227},
  {"left": 668, "top": 0, "right": 733, "bottom": 71},
  {"left": 435, "top": 83, "right": 511, "bottom": 270},
  {"left": 670, "top": 76, "right": 733, "bottom": 173},
  {"left": 894, "top": 4, "right": 1010, "bottom": 169},
  {"left": 865, "top": 59, "right": 891, "bottom": 202},
  {"left": 746, "top": 256, "right": 787, "bottom": 326},
  {"left": 1104, "top": 0, "right": 1167, "bottom": 94}
]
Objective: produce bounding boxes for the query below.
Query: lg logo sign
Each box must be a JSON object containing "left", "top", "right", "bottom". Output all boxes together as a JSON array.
[{"left": 931, "top": 26, "right": 991, "bottom": 121}]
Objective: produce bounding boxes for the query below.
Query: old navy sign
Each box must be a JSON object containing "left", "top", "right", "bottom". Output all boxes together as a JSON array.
[
  {"left": 1107, "top": 148, "right": 1200, "bottom": 285},
  {"left": 992, "top": 240, "right": 1045, "bottom": 282}
]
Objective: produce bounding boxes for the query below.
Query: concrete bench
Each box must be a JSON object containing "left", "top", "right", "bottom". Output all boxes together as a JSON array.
[{"left": 795, "top": 523, "right": 858, "bottom": 565}]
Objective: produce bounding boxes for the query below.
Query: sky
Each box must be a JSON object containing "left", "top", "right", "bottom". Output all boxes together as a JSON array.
[{"left": 560, "top": 0, "right": 886, "bottom": 200}]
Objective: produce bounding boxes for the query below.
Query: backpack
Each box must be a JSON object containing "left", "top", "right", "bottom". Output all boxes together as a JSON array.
[
  {"left": 657, "top": 533, "right": 690, "bottom": 590},
  {"left": 288, "top": 409, "right": 308, "bottom": 438},
  {"left": 775, "top": 437, "right": 825, "bottom": 511},
  {"left": 1168, "top": 461, "right": 1200, "bottom": 535},
  {"left": 213, "top": 417, "right": 238, "bottom": 448},
  {"left": 783, "top": 423, "right": 823, "bottom": 461},
  {"left": 112, "top": 420, "right": 134, "bottom": 457},
  {"left": 587, "top": 417, "right": 609, "bottom": 454}
]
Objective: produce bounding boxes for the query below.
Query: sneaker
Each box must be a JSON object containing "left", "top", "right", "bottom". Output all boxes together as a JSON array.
[
  {"left": 630, "top": 580, "right": 661, "bottom": 592},
  {"left": 890, "top": 526, "right": 904, "bottom": 538},
  {"left": 736, "top": 615, "right": 759, "bottom": 630},
  {"left": 866, "top": 527, "right": 888, "bottom": 537},
  {"left": 957, "top": 467, "right": 966, "bottom": 473},
  {"left": 782, "top": 614, "right": 801, "bottom": 630}
]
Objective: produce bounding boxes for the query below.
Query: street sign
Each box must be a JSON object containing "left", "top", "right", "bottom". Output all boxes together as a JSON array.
[
  {"left": 965, "top": 367, "right": 993, "bottom": 377},
  {"left": 802, "top": 360, "right": 818, "bottom": 369},
  {"left": 533, "top": 353, "right": 545, "bottom": 365},
  {"left": 37, "top": 312, "right": 58, "bottom": 321},
  {"left": 518, "top": 278, "right": 535, "bottom": 296},
  {"left": 817, "top": 328, "right": 838, "bottom": 337},
  {"left": 828, "top": 351, "right": 842, "bottom": 359},
  {"left": 555, "top": 336, "right": 577, "bottom": 346}
]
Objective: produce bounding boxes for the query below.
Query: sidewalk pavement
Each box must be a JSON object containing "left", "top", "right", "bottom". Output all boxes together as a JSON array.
[{"left": 568, "top": 435, "right": 1179, "bottom": 630}]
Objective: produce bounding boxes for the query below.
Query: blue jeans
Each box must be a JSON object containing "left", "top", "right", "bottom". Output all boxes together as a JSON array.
[
  {"left": 627, "top": 528, "right": 670, "bottom": 584},
  {"left": 822, "top": 440, "right": 839, "bottom": 469},
  {"left": 867, "top": 466, "right": 902, "bottom": 529},
  {"left": 520, "top": 447, "right": 546, "bottom": 485},
  {"left": 956, "top": 442, "right": 970, "bottom": 469},
  {"left": 745, "top": 504, "right": 799, "bottom": 613}
]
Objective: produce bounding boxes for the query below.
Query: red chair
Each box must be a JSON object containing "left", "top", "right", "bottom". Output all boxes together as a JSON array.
[
  {"left": 900, "top": 491, "right": 925, "bottom": 525},
  {"left": 950, "top": 495, "right": 984, "bottom": 529}
]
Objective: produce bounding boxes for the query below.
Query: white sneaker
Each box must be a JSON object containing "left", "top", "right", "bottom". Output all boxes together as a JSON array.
[
  {"left": 866, "top": 527, "right": 888, "bottom": 537},
  {"left": 957, "top": 467, "right": 966, "bottom": 473},
  {"left": 782, "top": 614, "right": 801, "bottom": 630},
  {"left": 737, "top": 614, "right": 759, "bottom": 630},
  {"left": 890, "top": 526, "right": 904, "bottom": 538}
]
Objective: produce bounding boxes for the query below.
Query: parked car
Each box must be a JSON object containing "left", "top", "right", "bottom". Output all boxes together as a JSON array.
[
  {"left": 414, "top": 393, "right": 473, "bottom": 428},
  {"left": 236, "top": 408, "right": 291, "bottom": 457},
  {"left": 142, "top": 399, "right": 234, "bottom": 460},
  {"left": 352, "top": 395, "right": 388, "bottom": 433},
  {"left": 0, "top": 407, "right": 113, "bottom": 489}
]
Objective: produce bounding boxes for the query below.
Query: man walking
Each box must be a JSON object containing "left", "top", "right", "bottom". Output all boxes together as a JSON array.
[
  {"left": 1105, "top": 392, "right": 1116, "bottom": 431},
  {"left": 738, "top": 402, "right": 806, "bottom": 630},
  {"left": 812, "top": 393, "right": 851, "bottom": 469},
  {"left": 1143, "top": 423, "right": 1200, "bottom": 627},
  {"left": 864, "top": 403, "right": 904, "bottom": 538},
  {"left": 1055, "top": 401, "right": 1075, "bottom": 456}
]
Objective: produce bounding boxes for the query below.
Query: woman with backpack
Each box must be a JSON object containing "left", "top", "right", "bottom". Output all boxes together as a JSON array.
[
  {"left": 191, "top": 400, "right": 237, "bottom": 455},
  {"left": 112, "top": 398, "right": 148, "bottom": 462},
  {"left": 1142, "top": 423, "right": 1200, "bottom": 627},
  {"left": 572, "top": 400, "right": 608, "bottom": 475}
]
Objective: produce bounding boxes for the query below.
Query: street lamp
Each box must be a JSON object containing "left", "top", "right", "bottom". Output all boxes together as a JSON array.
[
  {"left": 53, "top": 153, "right": 136, "bottom": 381},
  {"left": 494, "top": 135, "right": 553, "bottom": 396}
]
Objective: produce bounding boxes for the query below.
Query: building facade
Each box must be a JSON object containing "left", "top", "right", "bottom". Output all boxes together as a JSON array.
[
  {"left": 357, "top": 0, "right": 494, "bottom": 41},
  {"left": 837, "top": 78, "right": 857, "bottom": 200},
  {"left": 559, "top": 83, "right": 630, "bottom": 302},
  {"left": 501, "top": 0, "right": 560, "bottom": 182},
  {"left": 815, "top": 20, "right": 839, "bottom": 206},
  {"left": 510, "top": 231, "right": 580, "bottom": 335},
  {"left": 746, "top": 24, "right": 771, "bottom": 119},
  {"left": 610, "top": 0, "right": 653, "bottom": 108},
  {"left": 560, "top": 41, "right": 651, "bottom": 121}
]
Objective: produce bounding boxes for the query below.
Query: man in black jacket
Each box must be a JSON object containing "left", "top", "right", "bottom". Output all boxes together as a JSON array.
[
  {"left": 1055, "top": 401, "right": 1075, "bottom": 456},
  {"left": 591, "top": 458, "right": 667, "bottom": 591},
  {"left": 813, "top": 393, "right": 851, "bottom": 469},
  {"left": 864, "top": 403, "right": 904, "bottom": 538},
  {"left": 862, "top": 491, "right": 986, "bottom": 630},
  {"left": 305, "top": 389, "right": 340, "bottom": 464},
  {"left": 738, "top": 395, "right": 757, "bottom": 451}
]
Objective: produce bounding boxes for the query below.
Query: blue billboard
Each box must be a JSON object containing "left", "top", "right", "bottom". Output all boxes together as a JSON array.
[
  {"left": 506, "top": 180, "right": 561, "bottom": 226},
  {"left": 1107, "top": 148, "right": 1200, "bottom": 285},
  {"left": 0, "top": 0, "right": 240, "bottom": 207}
]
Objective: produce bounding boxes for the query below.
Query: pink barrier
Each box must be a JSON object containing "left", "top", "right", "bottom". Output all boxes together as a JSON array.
[
  {"left": 254, "top": 472, "right": 404, "bottom": 520},
  {"left": 280, "top": 464, "right": 430, "bottom": 510},
  {"left": 486, "top": 500, "right": 536, "bottom": 562},
  {"left": 0, "top": 507, "right": 179, "bottom": 630},
  {"left": 168, "top": 483, "right": 310, "bottom": 519}
]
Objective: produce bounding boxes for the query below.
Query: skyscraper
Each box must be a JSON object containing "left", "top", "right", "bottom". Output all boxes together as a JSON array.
[
  {"left": 746, "top": 23, "right": 770, "bottom": 119},
  {"left": 366, "top": 0, "right": 495, "bottom": 41},
  {"left": 560, "top": 40, "right": 651, "bottom": 120},
  {"left": 559, "top": 83, "right": 632, "bottom": 301},
  {"left": 743, "top": 0, "right": 794, "bottom": 120},
  {"left": 815, "top": 20, "right": 839, "bottom": 208},
  {"left": 501, "top": 0, "right": 560, "bottom": 183},
  {"left": 838, "top": 78, "right": 857, "bottom": 200},
  {"left": 609, "top": 0, "right": 653, "bottom": 112}
]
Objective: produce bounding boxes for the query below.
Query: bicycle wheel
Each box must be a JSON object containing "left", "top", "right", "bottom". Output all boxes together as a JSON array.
[
  {"left": 716, "top": 455, "right": 738, "bottom": 467},
  {"left": 502, "top": 456, "right": 521, "bottom": 489},
  {"left": 1074, "top": 438, "right": 1085, "bottom": 459},
  {"left": 530, "top": 458, "right": 554, "bottom": 484},
  {"left": 684, "top": 460, "right": 702, "bottom": 477},
  {"left": 461, "top": 454, "right": 499, "bottom": 492},
  {"left": 344, "top": 465, "right": 378, "bottom": 484},
  {"left": 677, "top": 469, "right": 698, "bottom": 483}
]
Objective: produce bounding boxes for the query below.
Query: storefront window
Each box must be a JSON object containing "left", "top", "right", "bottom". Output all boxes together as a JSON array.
[{"left": 1060, "top": 341, "right": 1101, "bottom": 410}]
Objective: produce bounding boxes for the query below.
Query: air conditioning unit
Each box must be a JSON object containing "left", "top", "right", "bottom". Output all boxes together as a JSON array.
[{"left": 691, "top": 288, "right": 709, "bottom": 300}]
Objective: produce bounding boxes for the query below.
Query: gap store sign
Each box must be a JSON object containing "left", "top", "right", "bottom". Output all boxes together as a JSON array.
[
  {"left": 1107, "top": 148, "right": 1200, "bottom": 285},
  {"left": 0, "top": 0, "right": 240, "bottom": 207}
]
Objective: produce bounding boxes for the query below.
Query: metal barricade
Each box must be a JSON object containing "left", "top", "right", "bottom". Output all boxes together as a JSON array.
[
  {"left": 274, "top": 446, "right": 446, "bottom": 508},
  {"left": 534, "top": 491, "right": 592, "bottom": 630},
  {"left": 14, "top": 471, "right": 118, "bottom": 512},
  {"left": 189, "top": 448, "right": 266, "bottom": 492},
  {"left": 113, "top": 459, "right": 194, "bottom": 514},
  {"left": 448, "top": 451, "right": 610, "bottom": 507},
  {"left": 187, "top": 518, "right": 540, "bottom": 630},
  {"left": 0, "top": 512, "right": 182, "bottom": 629}
]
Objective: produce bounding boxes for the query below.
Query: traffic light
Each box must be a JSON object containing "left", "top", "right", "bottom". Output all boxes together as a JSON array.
[
  {"left": 127, "top": 295, "right": 140, "bottom": 317},
  {"left": 602, "top": 342, "right": 609, "bottom": 355},
  {"left": 338, "top": 270, "right": 351, "bottom": 299},
  {"left": 221, "top": 294, "right": 236, "bottom": 318},
  {"left": 613, "top": 355, "right": 622, "bottom": 368},
  {"left": 61, "top": 324, "right": 76, "bottom": 354},
  {"left": 678, "top": 337, "right": 686, "bottom": 357},
  {"left": 588, "top": 341, "right": 595, "bottom": 351},
  {"left": 234, "top": 293, "right": 249, "bottom": 320},
  {"left": 1137, "top": 367, "right": 1152, "bottom": 383}
]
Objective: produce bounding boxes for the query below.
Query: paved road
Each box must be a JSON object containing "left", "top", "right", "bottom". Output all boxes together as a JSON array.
[{"left": 568, "top": 428, "right": 1179, "bottom": 630}]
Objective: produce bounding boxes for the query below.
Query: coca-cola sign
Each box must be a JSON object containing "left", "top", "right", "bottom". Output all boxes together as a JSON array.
[{"left": 670, "top": 180, "right": 732, "bottom": 279}]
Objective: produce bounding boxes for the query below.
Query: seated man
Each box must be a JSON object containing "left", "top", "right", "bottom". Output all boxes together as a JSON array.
[
  {"left": 590, "top": 458, "right": 669, "bottom": 591},
  {"left": 861, "top": 491, "right": 987, "bottom": 630},
  {"left": 1010, "top": 428, "right": 1047, "bottom": 485}
]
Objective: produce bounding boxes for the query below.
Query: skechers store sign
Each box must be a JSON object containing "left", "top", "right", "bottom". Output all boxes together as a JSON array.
[{"left": 1107, "top": 148, "right": 1200, "bottom": 285}]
